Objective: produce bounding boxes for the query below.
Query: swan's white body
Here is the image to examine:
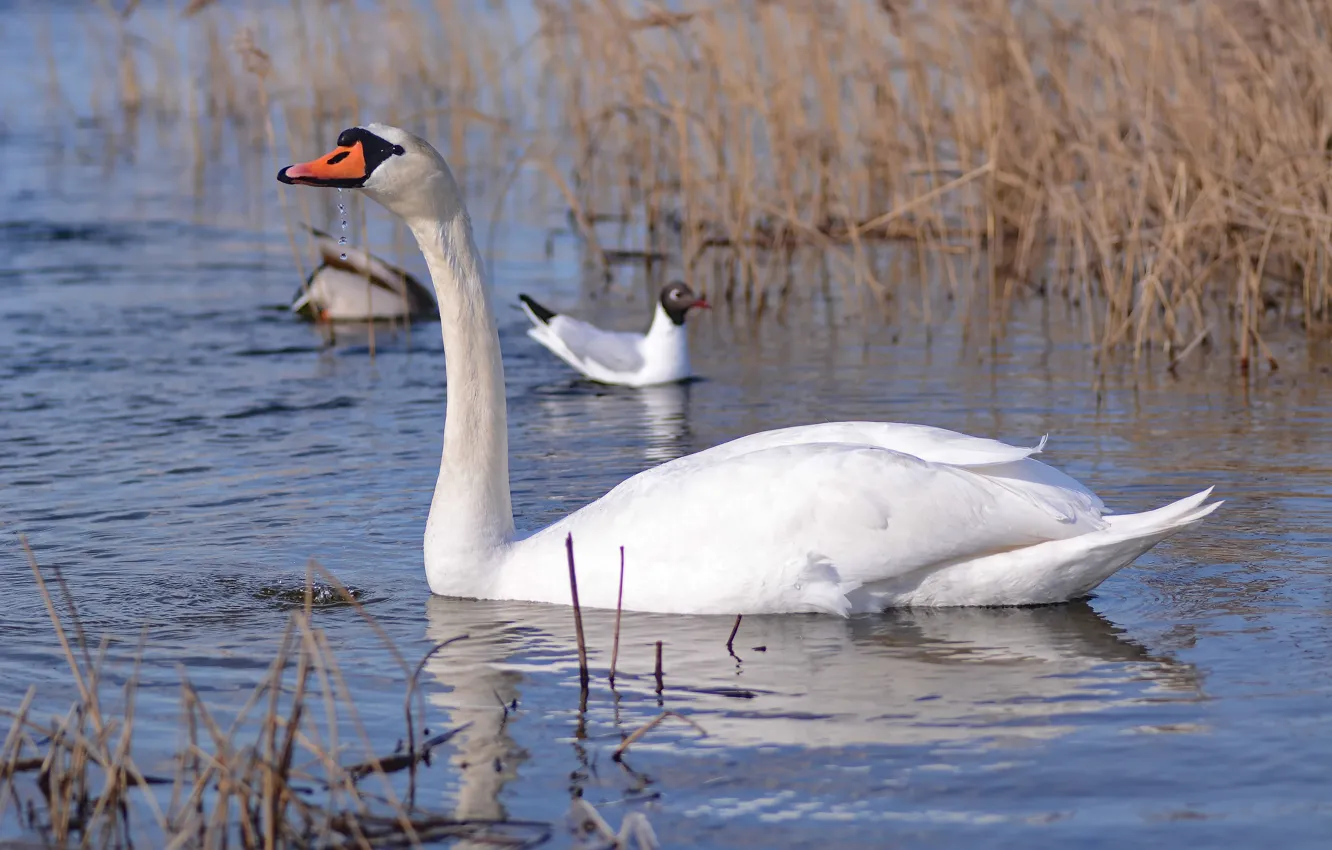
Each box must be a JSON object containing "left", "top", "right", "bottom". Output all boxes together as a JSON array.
[
  {"left": 282, "top": 124, "right": 1222, "bottom": 616},
  {"left": 519, "top": 300, "right": 692, "bottom": 386}
]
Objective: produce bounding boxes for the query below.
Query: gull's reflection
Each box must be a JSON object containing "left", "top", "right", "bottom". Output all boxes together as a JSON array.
[
  {"left": 633, "top": 382, "right": 691, "bottom": 463},
  {"left": 421, "top": 598, "right": 1202, "bottom": 817}
]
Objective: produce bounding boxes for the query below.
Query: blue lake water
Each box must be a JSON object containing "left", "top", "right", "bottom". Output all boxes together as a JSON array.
[{"left": 4, "top": 6, "right": 1332, "bottom": 848}]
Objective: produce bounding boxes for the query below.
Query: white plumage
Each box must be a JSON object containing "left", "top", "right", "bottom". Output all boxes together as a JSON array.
[{"left": 517, "top": 282, "right": 709, "bottom": 386}]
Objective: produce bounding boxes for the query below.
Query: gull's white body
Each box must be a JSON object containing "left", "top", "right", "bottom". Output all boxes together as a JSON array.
[
  {"left": 520, "top": 301, "right": 691, "bottom": 387},
  {"left": 311, "top": 123, "right": 1222, "bottom": 616}
]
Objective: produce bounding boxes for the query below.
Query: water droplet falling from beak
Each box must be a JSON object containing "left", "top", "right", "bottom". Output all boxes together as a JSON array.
[{"left": 337, "top": 188, "right": 348, "bottom": 261}]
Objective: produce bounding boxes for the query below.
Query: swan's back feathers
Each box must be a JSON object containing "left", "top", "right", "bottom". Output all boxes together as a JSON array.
[
  {"left": 649, "top": 421, "right": 1107, "bottom": 521},
  {"left": 676, "top": 422, "right": 1047, "bottom": 467}
]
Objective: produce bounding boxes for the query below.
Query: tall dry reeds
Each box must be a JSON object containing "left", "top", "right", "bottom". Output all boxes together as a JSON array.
[
  {"left": 536, "top": 0, "right": 1332, "bottom": 365},
  {"left": 41, "top": 0, "right": 1332, "bottom": 366}
]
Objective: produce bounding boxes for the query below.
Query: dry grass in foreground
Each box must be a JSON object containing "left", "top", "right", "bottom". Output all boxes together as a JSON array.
[
  {"left": 41, "top": 0, "right": 1332, "bottom": 367},
  {"left": 0, "top": 539, "right": 573, "bottom": 849}
]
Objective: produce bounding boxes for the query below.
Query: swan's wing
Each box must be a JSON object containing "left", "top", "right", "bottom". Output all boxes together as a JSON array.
[
  {"left": 656, "top": 421, "right": 1107, "bottom": 518},
  {"left": 513, "top": 441, "right": 1107, "bottom": 616},
  {"left": 680, "top": 422, "right": 1040, "bottom": 466}
]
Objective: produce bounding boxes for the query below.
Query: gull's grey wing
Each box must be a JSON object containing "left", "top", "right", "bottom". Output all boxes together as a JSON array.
[{"left": 547, "top": 315, "right": 645, "bottom": 374}]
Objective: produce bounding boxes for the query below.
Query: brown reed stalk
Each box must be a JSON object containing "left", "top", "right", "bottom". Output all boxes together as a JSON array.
[
  {"left": 609, "top": 546, "right": 625, "bottom": 687},
  {"left": 653, "top": 641, "right": 663, "bottom": 695},
  {"left": 725, "top": 615, "right": 742, "bottom": 657},
  {"left": 565, "top": 534, "right": 590, "bottom": 695}
]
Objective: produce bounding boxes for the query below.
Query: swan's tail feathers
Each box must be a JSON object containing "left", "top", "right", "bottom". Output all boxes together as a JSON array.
[
  {"left": 1104, "top": 487, "right": 1221, "bottom": 534},
  {"left": 869, "top": 487, "right": 1222, "bottom": 609},
  {"left": 519, "top": 294, "right": 557, "bottom": 326},
  {"left": 1046, "top": 487, "right": 1221, "bottom": 601}
]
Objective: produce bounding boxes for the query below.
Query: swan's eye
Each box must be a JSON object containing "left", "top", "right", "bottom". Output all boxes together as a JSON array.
[{"left": 391, "top": 144, "right": 406, "bottom": 156}]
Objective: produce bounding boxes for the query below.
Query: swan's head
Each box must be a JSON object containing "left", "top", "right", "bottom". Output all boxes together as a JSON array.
[
  {"left": 278, "top": 123, "right": 459, "bottom": 220},
  {"left": 660, "top": 282, "right": 711, "bottom": 325}
]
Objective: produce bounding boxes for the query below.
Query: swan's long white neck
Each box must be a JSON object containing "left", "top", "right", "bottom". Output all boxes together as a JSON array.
[{"left": 400, "top": 186, "right": 514, "bottom": 589}]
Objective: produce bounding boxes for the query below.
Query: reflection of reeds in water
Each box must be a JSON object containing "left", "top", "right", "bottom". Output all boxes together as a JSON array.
[
  {"left": 0, "top": 540, "right": 558, "bottom": 848},
  {"left": 40, "top": 0, "right": 1332, "bottom": 364}
]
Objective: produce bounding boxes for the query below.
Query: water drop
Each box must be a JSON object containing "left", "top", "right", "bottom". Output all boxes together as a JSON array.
[{"left": 337, "top": 188, "right": 348, "bottom": 261}]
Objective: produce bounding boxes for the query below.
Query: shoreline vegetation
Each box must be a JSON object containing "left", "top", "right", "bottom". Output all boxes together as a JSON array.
[
  {"left": 34, "top": 0, "right": 1332, "bottom": 369},
  {"left": 1, "top": 538, "right": 664, "bottom": 848}
]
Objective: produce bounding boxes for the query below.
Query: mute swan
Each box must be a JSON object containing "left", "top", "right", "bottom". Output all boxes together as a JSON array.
[
  {"left": 292, "top": 225, "right": 438, "bottom": 322},
  {"left": 517, "top": 282, "right": 710, "bottom": 386},
  {"left": 278, "top": 124, "right": 1222, "bottom": 616}
]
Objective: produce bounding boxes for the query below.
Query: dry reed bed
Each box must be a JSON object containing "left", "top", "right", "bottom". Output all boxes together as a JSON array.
[
  {"left": 45, "top": 0, "right": 1332, "bottom": 365},
  {"left": 1, "top": 537, "right": 671, "bottom": 848},
  {"left": 0, "top": 540, "right": 555, "bottom": 849}
]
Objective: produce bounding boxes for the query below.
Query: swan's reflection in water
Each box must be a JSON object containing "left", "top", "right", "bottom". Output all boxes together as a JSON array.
[{"left": 421, "top": 598, "right": 1201, "bottom": 822}]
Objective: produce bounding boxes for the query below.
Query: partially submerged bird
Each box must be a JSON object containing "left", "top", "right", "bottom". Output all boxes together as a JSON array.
[
  {"left": 291, "top": 225, "right": 438, "bottom": 322},
  {"left": 518, "top": 282, "right": 710, "bottom": 386},
  {"left": 278, "top": 123, "right": 1222, "bottom": 616}
]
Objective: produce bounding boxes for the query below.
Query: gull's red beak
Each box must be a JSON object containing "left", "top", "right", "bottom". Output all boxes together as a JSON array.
[{"left": 693, "top": 298, "right": 712, "bottom": 310}]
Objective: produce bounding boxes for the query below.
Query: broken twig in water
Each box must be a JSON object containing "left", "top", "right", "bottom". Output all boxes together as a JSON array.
[
  {"left": 566, "top": 534, "right": 590, "bottom": 694},
  {"left": 610, "top": 546, "right": 625, "bottom": 686},
  {"left": 613, "top": 711, "right": 707, "bottom": 761}
]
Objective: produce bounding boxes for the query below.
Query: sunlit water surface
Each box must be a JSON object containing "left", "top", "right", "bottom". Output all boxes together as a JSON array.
[{"left": 4, "top": 33, "right": 1332, "bottom": 850}]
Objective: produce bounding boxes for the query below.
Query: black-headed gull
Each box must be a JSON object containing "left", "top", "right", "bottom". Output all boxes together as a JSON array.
[{"left": 516, "top": 282, "right": 711, "bottom": 386}]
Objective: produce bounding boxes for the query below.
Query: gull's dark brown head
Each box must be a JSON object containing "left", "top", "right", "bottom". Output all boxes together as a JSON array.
[{"left": 659, "top": 282, "right": 711, "bottom": 326}]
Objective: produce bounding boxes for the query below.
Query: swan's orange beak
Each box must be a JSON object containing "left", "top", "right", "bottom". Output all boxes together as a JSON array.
[{"left": 278, "top": 141, "right": 369, "bottom": 188}]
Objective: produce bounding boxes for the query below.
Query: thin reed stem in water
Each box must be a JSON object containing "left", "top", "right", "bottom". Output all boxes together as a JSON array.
[
  {"left": 565, "top": 534, "right": 590, "bottom": 696},
  {"left": 654, "top": 641, "right": 664, "bottom": 696},
  {"left": 726, "top": 615, "right": 742, "bottom": 659},
  {"left": 609, "top": 546, "right": 625, "bottom": 687}
]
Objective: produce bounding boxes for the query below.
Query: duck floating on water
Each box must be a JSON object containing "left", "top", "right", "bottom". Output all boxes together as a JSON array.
[
  {"left": 291, "top": 225, "right": 438, "bottom": 322},
  {"left": 277, "top": 123, "right": 1222, "bottom": 616},
  {"left": 518, "top": 282, "right": 710, "bottom": 386}
]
